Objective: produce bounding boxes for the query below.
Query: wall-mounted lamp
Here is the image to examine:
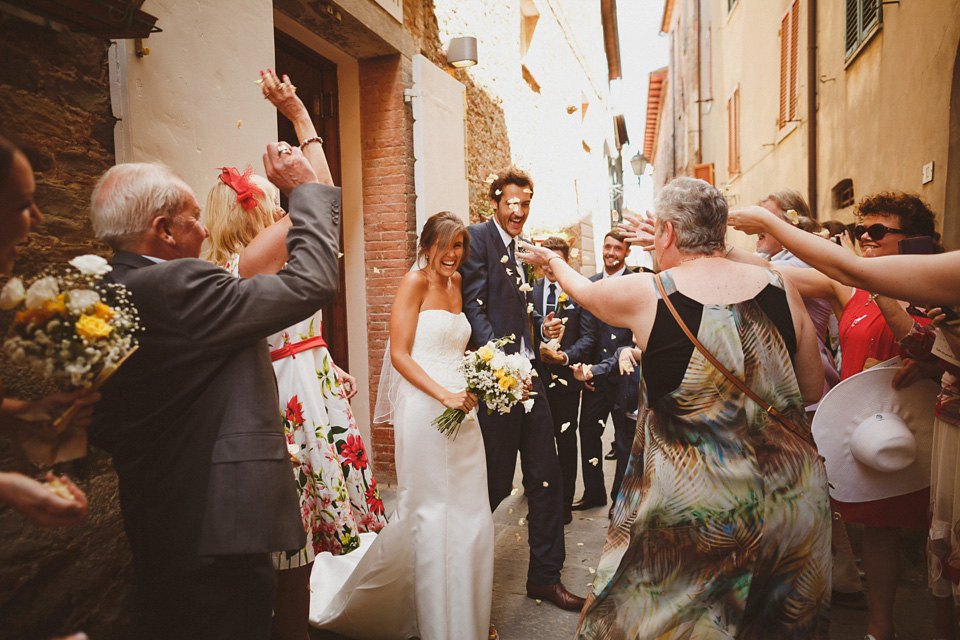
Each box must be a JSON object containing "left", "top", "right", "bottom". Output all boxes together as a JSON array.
[
  {"left": 630, "top": 152, "right": 649, "bottom": 183},
  {"left": 446, "top": 37, "right": 478, "bottom": 68}
]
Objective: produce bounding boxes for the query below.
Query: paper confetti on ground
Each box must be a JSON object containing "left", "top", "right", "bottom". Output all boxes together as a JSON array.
[
  {"left": 518, "top": 518, "right": 526, "bottom": 526},
  {"left": 577, "top": 542, "right": 584, "bottom": 547},
  {"left": 589, "top": 568, "right": 596, "bottom": 574}
]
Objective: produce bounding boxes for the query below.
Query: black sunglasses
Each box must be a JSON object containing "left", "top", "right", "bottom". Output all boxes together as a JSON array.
[{"left": 854, "top": 223, "right": 907, "bottom": 241}]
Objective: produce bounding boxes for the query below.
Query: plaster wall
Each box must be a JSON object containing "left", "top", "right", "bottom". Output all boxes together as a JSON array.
[
  {"left": 816, "top": 0, "right": 960, "bottom": 233},
  {"left": 432, "top": 0, "right": 620, "bottom": 271},
  {"left": 709, "top": 0, "right": 809, "bottom": 213},
  {"left": 111, "top": 0, "right": 278, "bottom": 203}
]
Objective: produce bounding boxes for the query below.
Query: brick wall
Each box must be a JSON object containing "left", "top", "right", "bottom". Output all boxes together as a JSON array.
[{"left": 359, "top": 54, "right": 417, "bottom": 483}]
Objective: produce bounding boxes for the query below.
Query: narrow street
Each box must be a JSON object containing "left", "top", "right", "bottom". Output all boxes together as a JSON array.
[{"left": 313, "top": 426, "right": 939, "bottom": 640}]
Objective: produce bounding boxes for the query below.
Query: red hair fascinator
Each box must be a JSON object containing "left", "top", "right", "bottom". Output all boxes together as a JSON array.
[{"left": 218, "top": 165, "right": 264, "bottom": 211}]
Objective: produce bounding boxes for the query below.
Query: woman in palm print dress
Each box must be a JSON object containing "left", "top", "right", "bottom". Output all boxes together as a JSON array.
[
  {"left": 519, "top": 177, "right": 830, "bottom": 639},
  {"left": 200, "top": 70, "right": 386, "bottom": 640}
]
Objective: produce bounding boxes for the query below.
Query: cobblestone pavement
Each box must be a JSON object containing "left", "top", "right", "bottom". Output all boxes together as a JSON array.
[{"left": 312, "top": 429, "right": 941, "bottom": 640}]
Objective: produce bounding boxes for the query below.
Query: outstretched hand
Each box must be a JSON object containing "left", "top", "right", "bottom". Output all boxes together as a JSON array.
[
  {"left": 728, "top": 205, "right": 781, "bottom": 236},
  {"left": 0, "top": 471, "right": 87, "bottom": 527},
  {"left": 619, "top": 211, "right": 656, "bottom": 251},
  {"left": 516, "top": 241, "right": 552, "bottom": 267}
]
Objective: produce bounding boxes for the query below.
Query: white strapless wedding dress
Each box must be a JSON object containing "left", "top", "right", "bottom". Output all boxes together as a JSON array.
[{"left": 310, "top": 310, "right": 494, "bottom": 640}]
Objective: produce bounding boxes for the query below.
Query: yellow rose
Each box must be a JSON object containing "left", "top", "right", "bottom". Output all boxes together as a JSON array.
[
  {"left": 15, "top": 307, "right": 54, "bottom": 326},
  {"left": 75, "top": 314, "right": 113, "bottom": 340},
  {"left": 493, "top": 368, "right": 505, "bottom": 378},
  {"left": 558, "top": 292, "right": 569, "bottom": 303},
  {"left": 477, "top": 346, "right": 494, "bottom": 362},
  {"left": 43, "top": 294, "right": 66, "bottom": 315},
  {"left": 498, "top": 375, "right": 516, "bottom": 391},
  {"left": 93, "top": 301, "right": 115, "bottom": 320}
]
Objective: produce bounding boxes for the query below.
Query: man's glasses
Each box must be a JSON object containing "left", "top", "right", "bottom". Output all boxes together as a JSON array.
[{"left": 854, "top": 223, "right": 907, "bottom": 241}]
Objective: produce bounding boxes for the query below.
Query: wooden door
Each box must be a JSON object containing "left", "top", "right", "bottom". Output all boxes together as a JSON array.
[{"left": 275, "top": 32, "right": 348, "bottom": 366}]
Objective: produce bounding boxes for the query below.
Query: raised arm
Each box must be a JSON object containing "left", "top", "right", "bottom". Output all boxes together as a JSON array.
[
  {"left": 730, "top": 205, "right": 960, "bottom": 306},
  {"left": 784, "top": 277, "right": 825, "bottom": 405},
  {"left": 518, "top": 241, "right": 657, "bottom": 349},
  {"left": 260, "top": 69, "right": 334, "bottom": 186}
]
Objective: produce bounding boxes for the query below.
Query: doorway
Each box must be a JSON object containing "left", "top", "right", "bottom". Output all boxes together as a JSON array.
[{"left": 274, "top": 31, "right": 349, "bottom": 366}]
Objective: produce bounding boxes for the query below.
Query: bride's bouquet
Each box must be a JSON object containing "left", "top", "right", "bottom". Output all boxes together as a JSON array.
[
  {"left": 432, "top": 335, "right": 535, "bottom": 440},
  {"left": 0, "top": 255, "right": 140, "bottom": 461}
]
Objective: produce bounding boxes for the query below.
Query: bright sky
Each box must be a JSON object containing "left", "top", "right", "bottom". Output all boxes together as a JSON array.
[
  {"left": 612, "top": 0, "right": 669, "bottom": 216},
  {"left": 610, "top": 0, "right": 669, "bottom": 266}
]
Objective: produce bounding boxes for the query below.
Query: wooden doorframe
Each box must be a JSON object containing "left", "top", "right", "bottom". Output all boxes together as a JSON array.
[{"left": 274, "top": 31, "right": 349, "bottom": 367}]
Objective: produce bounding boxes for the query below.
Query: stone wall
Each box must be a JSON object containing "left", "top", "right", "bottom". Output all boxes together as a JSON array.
[{"left": 0, "top": 11, "right": 134, "bottom": 640}]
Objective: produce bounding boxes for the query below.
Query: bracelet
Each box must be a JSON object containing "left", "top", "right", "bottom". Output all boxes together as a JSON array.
[
  {"left": 299, "top": 136, "right": 323, "bottom": 150},
  {"left": 547, "top": 255, "right": 563, "bottom": 266}
]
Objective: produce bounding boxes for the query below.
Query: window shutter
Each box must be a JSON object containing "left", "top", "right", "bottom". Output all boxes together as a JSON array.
[
  {"left": 728, "top": 86, "right": 740, "bottom": 175},
  {"left": 845, "top": 0, "right": 859, "bottom": 55},
  {"left": 862, "top": 0, "right": 879, "bottom": 33},
  {"left": 789, "top": 1, "right": 799, "bottom": 120},
  {"left": 779, "top": 13, "right": 789, "bottom": 127},
  {"left": 693, "top": 163, "right": 715, "bottom": 185}
]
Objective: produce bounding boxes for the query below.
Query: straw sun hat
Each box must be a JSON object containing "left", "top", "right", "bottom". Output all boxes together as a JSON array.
[{"left": 811, "top": 359, "right": 939, "bottom": 503}]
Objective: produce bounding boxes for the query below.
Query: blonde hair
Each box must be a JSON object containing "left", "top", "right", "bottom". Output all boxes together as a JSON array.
[{"left": 201, "top": 173, "right": 281, "bottom": 266}]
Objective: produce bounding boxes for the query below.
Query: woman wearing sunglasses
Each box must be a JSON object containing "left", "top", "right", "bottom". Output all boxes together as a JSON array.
[{"left": 730, "top": 191, "right": 939, "bottom": 640}]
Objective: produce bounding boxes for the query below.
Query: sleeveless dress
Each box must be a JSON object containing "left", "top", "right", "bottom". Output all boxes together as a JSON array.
[
  {"left": 310, "top": 310, "right": 495, "bottom": 640},
  {"left": 576, "top": 269, "right": 830, "bottom": 640},
  {"left": 832, "top": 288, "right": 930, "bottom": 528},
  {"left": 224, "top": 253, "right": 386, "bottom": 567}
]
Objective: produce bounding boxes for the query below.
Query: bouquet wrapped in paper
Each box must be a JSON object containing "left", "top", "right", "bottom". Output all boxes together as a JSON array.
[
  {"left": 0, "top": 255, "right": 140, "bottom": 463},
  {"left": 432, "top": 335, "right": 535, "bottom": 440}
]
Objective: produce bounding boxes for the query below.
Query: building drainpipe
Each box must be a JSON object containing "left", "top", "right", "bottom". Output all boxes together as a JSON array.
[
  {"left": 807, "top": 0, "right": 818, "bottom": 216},
  {"left": 695, "top": 0, "right": 702, "bottom": 165}
]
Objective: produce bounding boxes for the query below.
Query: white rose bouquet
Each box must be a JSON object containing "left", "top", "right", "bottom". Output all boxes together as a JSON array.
[
  {"left": 1, "top": 255, "right": 140, "bottom": 435},
  {"left": 432, "top": 335, "right": 535, "bottom": 440}
]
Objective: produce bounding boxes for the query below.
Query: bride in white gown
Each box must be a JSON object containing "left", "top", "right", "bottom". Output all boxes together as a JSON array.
[{"left": 310, "top": 212, "right": 495, "bottom": 640}]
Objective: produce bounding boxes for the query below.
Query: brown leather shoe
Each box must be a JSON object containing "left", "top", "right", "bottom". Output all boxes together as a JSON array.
[
  {"left": 488, "top": 623, "right": 499, "bottom": 640},
  {"left": 526, "top": 580, "right": 586, "bottom": 611}
]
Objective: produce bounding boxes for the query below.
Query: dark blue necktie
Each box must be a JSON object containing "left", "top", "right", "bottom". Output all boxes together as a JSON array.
[{"left": 546, "top": 283, "right": 557, "bottom": 316}]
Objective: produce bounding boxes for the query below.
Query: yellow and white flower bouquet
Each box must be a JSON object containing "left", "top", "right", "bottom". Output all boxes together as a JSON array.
[
  {"left": 432, "top": 335, "right": 535, "bottom": 439},
  {"left": 1, "top": 254, "right": 140, "bottom": 437}
]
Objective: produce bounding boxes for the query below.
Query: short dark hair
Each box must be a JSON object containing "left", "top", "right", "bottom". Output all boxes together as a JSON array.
[
  {"left": 418, "top": 211, "right": 470, "bottom": 267},
  {"left": 856, "top": 191, "right": 937, "bottom": 238},
  {"left": 541, "top": 236, "right": 569, "bottom": 259},
  {"left": 603, "top": 229, "right": 628, "bottom": 245},
  {"left": 488, "top": 167, "right": 533, "bottom": 203}
]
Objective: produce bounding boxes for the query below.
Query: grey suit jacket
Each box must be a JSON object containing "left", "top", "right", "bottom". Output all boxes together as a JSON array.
[{"left": 89, "top": 183, "right": 342, "bottom": 572}]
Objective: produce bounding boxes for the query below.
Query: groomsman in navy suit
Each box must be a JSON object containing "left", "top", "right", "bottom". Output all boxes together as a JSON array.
[
  {"left": 532, "top": 237, "right": 596, "bottom": 525},
  {"left": 460, "top": 169, "right": 585, "bottom": 611},
  {"left": 573, "top": 231, "right": 645, "bottom": 513}
]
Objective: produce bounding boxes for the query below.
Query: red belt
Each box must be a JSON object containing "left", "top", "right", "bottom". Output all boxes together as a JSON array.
[{"left": 270, "top": 334, "right": 328, "bottom": 362}]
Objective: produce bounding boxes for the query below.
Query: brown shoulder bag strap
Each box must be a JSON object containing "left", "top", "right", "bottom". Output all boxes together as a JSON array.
[{"left": 653, "top": 273, "right": 818, "bottom": 451}]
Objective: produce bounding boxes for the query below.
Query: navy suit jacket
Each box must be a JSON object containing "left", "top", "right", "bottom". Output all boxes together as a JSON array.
[
  {"left": 581, "top": 268, "right": 641, "bottom": 383},
  {"left": 461, "top": 219, "right": 534, "bottom": 354},
  {"left": 89, "top": 183, "right": 341, "bottom": 572},
  {"left": 532, "top": 277, "right": 595, "bottom": 394}
]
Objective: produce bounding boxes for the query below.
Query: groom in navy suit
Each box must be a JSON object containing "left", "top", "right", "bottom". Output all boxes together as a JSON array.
[{"left": 460, "top": 168, "right": 585, "bottom": 611}]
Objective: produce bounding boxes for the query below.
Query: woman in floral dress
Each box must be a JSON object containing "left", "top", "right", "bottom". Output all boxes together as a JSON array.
[{"left": 199, "top": 70, "right": 386, "bottom": 640}]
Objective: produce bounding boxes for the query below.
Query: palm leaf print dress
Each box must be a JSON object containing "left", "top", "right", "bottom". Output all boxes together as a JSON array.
[{"left": 577, "top": 269, "right": 830, "bottom": 640}]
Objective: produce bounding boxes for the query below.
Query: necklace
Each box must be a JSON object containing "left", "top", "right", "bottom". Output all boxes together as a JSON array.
[
  {"left": 866, "top": 292, "right": 879, "bottom": 306},
  {"left": 678, "top": 253, "right": 723, "bottom": 265}
]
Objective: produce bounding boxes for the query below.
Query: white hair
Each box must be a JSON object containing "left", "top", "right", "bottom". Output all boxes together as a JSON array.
[
  {"left": 90, "top": 163, "right": 194, "bottom": 251},
  {"left": 654, "top": 177, "right": 728, "bottom": 255}
]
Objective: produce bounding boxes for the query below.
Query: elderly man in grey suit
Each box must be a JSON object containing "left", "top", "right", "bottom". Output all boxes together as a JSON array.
[{"left": 87, "top": 143, "right": 341, "bottom": 640}]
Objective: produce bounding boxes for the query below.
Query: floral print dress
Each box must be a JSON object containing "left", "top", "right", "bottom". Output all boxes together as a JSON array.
[
  {"left": 225, "top": 254, "right": 386, "bottom": 568},
  {"left": 577, "top": 270, "right": 830, "bottom": 639}
]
